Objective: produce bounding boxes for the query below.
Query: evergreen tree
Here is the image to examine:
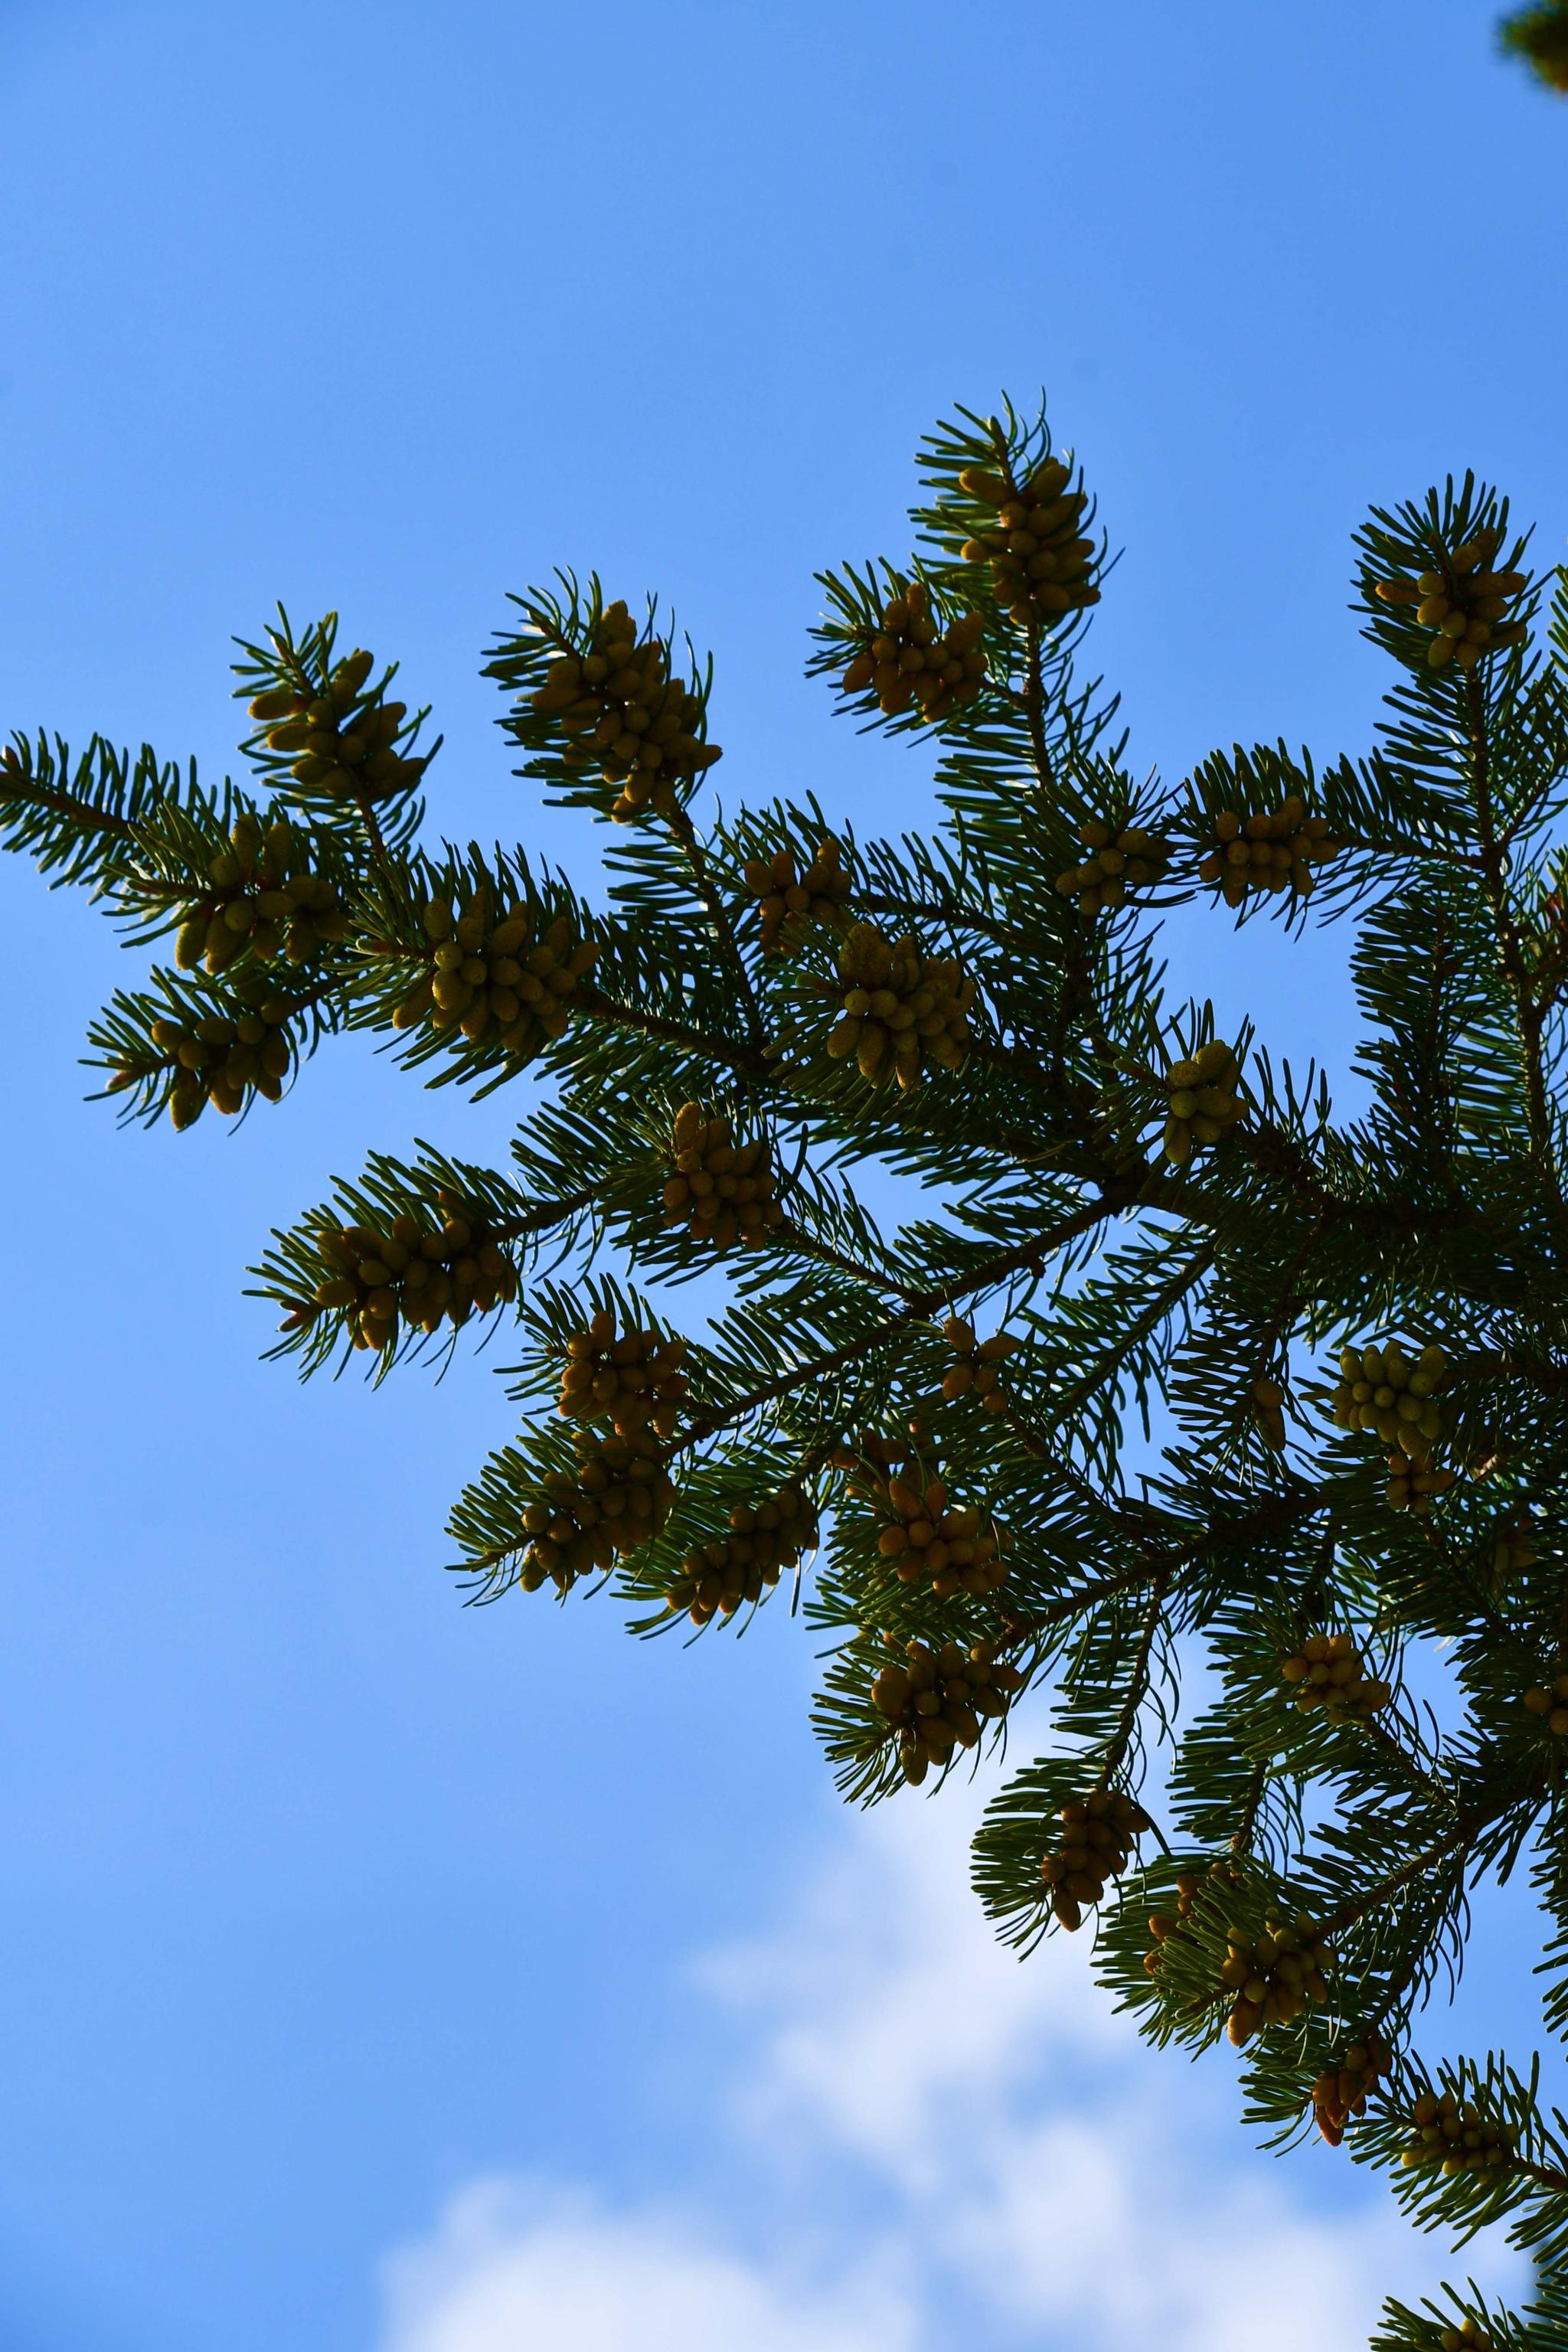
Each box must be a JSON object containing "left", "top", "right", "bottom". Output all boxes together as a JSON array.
[
  {"left": 1500, "top": 0, "right": 1568, "bottom": 93},
  {"left": 6, "top": 394, "right": 1568, "bottom": 2350}
]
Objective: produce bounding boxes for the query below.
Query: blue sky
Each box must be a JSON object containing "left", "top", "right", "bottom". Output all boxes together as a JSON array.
[{"left": 0, "top": 3, "right": 1563, "bottom": 2347}]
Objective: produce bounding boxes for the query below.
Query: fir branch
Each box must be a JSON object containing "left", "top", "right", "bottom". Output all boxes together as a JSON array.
[
  {"left": 772, "top": 1218, "right": 926, "bottom": 1308},
  {"left": 1100, "top": 1567, "right": 1172, "bottom": 1782},
  {"left": 12, "top": 396, "right": 1568, "bottom": 2345},
  {"left": 574, "top": 985, "right": 771, "bottom": 1078},
  {"left": 1015, "top": 645, "right": 1057, "bottom": 797},
  {"left": 492, "top": 1181, "right": 599, "bottom": 1245},
  {"left": 1230, "top": 1759, "right": 1269, "bottom": 1854},
  {"left": 678, "top": 1199, "right": 1115, "bottom": 1447},
  {"left": 1320, "top": 1782, "right": 1527, "bottom": 1940},
  {"left": 1466, "top": 669, "right": 1568, "bottom": 1223},
  {"left": 667, "top": 805, "right": 765, "bottom": 1044},
  {"left": 851, "top": 889, "right": 1040, "bottom": 954},
  {"left": 9, "top": 772, "right": 134, "bottom": 838},
  {"left": 1018, "top": 1561, "right": 1161, "bottom": 1630}
]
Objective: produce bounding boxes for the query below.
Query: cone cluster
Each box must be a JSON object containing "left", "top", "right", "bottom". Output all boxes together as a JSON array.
[
  {"left": 1197, "top": 799, "right": 1341, "bottom": 907},
  {"left": 1142, "top": 1860, "right": 1250, "bottom": 1979},
  {"left": 663, "top": 1103, "right": 782, "bottom": 1249},
  {"left": 663, "top": 1485, "right": 818, "bottom": 1625},
  {"left": 527, "top": 598, "right": 721, "bottom": 821},
  {"left": 1251, "top": 1376, "right": 1287, "bottom": 1450},
  {"left": 845, "top": 1435, "right": 1004, "bottom": 1598},
  {"left": 301, "top": 1206, "right": 515, "bottom": 1350},
  {"left": 1522, "top": 1671, "right": 1568, "bottom": 1736},
  {"left": 957, "top": 457, "right": 1099, "bottom": 626},
  {"left": 1402, "top": 2088, "right": 1519, "bottom": 2175},
  {"left": 1373, "top": 532, "right": 1529, "bottom": 671},
  {"left": 1386, "top": 1453, "right": 1457, "bottom": 1513},
  {"left": 939, "top": 1316, "right": 1016, "bottom": 1415},
  {"left": 1331, "top": 1343, "right": 1449, "bottom": 1501},
  {"left": 142, "top": 1004, "right": 292, "bottom": 1126},
  {"left": 1162, "top": 1040, "right": 1243, "bottom": 1165},
  {"left": 1040, "top": 1788, "right": 1152, "bottom": 1932},
  {"left": 250, "top": 649, "right": 426, "bottom": 802},
  {"left": 1492, "top": 1515, "right": 1537, "bottom": 1579},
  {"left": 1312, "top": 2031, "right": 1388, "bottom": 2148},
  {"left": 1055, "top": 819, "right": 1170, "bottom": 914},
  {"left": 175, "top": 812, "right": 348, "bottom": 974},
  {"left": 838, "top": 579, "right": 988, "bottom": 723},
  {"left": 825, "top": 922, "right": 973, "bottom": 1089},
  {"left": 558, "top": 1311, "right": 690, "bottom": 1440},
  {"left": 1143, "top": 1870, "right": 1203, "bottom": 1975},
  {"left": 1220, "top": 1913, "right": 1334, "bottom": 2045},
  {"left": 518, "top": 1429, "right": 675, "bottom": 1594},
  {"left": 744, "top": 836, "right": 851, "bottom": 954},
  {"left": 870, "top": 1636, "right": 1026, "bottom": 1786},
  {"left": 1279, "top": 1630, "right": 1392, "bottom": 1724},
  {"left": 394, "top": 890, "right": 598, "bottom": 1060},
  {"left": 1438, "top": 2325, "right": 1493, "bottom": 2352}
]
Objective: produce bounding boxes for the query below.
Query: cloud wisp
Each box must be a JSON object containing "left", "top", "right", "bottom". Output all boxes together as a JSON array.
[
  {"left": 380, "top": 2178, "right": 916, "bottom": 2352},
  {"left": 380, "top": 1773, "right": 1519, "bottom": 2351}
]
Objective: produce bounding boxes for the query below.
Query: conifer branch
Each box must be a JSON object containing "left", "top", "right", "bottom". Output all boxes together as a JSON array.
[
  {"left": 1016, "top": 637, "right": 1056, "bottom": 797},
  {"left": 12, "top": 400, "right": 1568, "bottom": 2347},
  {"left": 1100, "top": 1568, "right": 1171, "bottom": 1782},
  {"left": 1319, "top": 1785, "right": 1524, "bottom": 1940},
  {"left": 1015, "top": 1561, "right": 1161, "bottom": 1630},
  {"left": 492, "top": 1183, "right": 599, "bottom": 1245},
  {"left": 1044, "top": 1243, "right": 1214, "bottom": 1429},
  {"left": 677, "top": 1199, "right": 1115, "bottom": 1447},
  {"left": 1230, "top": 1760, "right": 1269, "bottom": 1854},
  {"left": 851, "top": 890, "right": 1039, "bottom": 953},
  {"left": 1465, "top": 671, "right": 1568, "bottom": 1221},
  {"left": 574, "top": 986, "right": 770, "bottom": 1077},
  {"left": 991, "top": 1393, "right": 1152, "bottom": 1532},
  {"left": 353, "top": 790, "right": 389, "bottom": 862},
  {"left": 1361, "top": 1714, "right": 1457, "bottom": 1815},
  {"left": 772, "top": 1220, "right": 926, "bottom": 1308},
  {"left": 668, "top": 807, "right": 765, "bottom": 1044},
  {"left": 6, "top": 773, "right": 136, "bottom": 838}
]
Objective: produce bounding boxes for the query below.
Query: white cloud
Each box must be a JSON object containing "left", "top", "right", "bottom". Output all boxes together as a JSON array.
[
  {"left": 933, "top": 2109, "right": 1432, "bottom": 2352},
  {"left": 379, "top": 2179, "right": 914, "bottom": 2352},
  {"left": 378, "top": 1769, "right": 1524, "bottom": 2352},
  {"left": 702, "top": 1782, "right": 1500, "bottom": 2351},
  {"left": 699, "top": 1786, "right": 1123, "bottom": 2190}
]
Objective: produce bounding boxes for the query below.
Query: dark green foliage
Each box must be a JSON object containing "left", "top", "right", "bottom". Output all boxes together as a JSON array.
[
  {"left": 1500, "top": 0, "right": 1568, "bottom": 92},
  {"left": 6, "top": 391, "right": 1568, "bottom": 2346}
]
